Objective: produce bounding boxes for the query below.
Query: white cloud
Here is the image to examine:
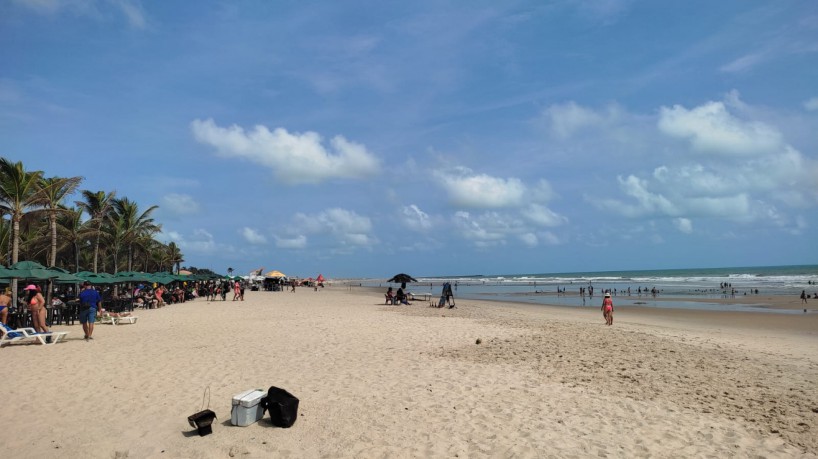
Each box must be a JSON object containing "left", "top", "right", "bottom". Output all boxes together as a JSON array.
[
  {"left": 543, "top": 101, "right": 605, "bottom": 139},
  {"left": 674, "top": 218, "right": 693, "bottom": 234},
  {"left": 162, "top": 228, "right": 218, "bottom": 254},
  {"left": 240, "top": 227, "right": 267, "bottom": 245},
  {"left": 190, "top": 119, "right": 380, "bottom": 185},
  {"left": 12, "top": 0, "right": 146, "bottom": 27},
  {"left": 400, "top": 205, "right": 433, "bottom": 232},
  {"left": 519, "top": 233, "right": 538, "bottom": 247},
  {"left": 289, "top": 208, "right": 376, "bottom": 248},
  {"left": 434, "top": 169, "right": 526, "bottom": 208},
  {"left": 160, "top": 193, "right": 200, "bottom": 216},
  {"left": 720, "top": 53, "right": 766, "bottom": 73},
  {"left": 521, "top": 204, "right": 568, "bottom": 227},
  {"left": 110, "top": 0, "right": 146, "bottom": 28},
  {"left": 804, "top": 97, "right": 818, "bottom": 111},
  {"left": 275, "top": 235, "right": 307, "bottom": 249},
  {"left": 452, "top": 211, "right": 508, "bottom": 247},
  {"left": 658, "top": 101, "right": 782, "bottom": 156}
]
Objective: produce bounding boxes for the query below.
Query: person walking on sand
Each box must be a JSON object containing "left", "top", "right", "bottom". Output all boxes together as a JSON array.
[
  {"left": 801, "top": 290, "right": 808, "bottom": 304},
  {"left": 601, "top": 292, "right": 614, "bottom": 326},
  {"left": 78, "top": 281, "right": 102, "bottom": 341}
]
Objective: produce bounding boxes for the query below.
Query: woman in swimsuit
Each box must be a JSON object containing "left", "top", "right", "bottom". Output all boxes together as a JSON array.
[
  {"left": 25, "top": 284, "right": 49, "bottom": 333},
  {"left": 0, "top": 289, "right": 10, "bottom": 324},
  {"left": 601, "top": 292, "right": 614, "bottom": 326}
]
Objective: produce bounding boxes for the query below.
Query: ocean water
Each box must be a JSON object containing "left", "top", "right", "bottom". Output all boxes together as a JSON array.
[{"left": 366, "top": 265, "right": 818, "bottom": 313}]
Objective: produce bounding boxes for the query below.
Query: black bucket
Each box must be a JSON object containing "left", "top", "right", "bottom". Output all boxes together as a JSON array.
[{"left": 188, "top": 409, "right": 217, "bottom": 436}]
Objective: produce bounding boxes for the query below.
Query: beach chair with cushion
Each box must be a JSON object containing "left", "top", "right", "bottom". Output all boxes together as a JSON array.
[{"left": 0, "top": 323, "right": 69, "bottom": 346}]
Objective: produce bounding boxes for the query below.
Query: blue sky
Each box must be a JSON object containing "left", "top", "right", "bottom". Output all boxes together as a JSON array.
[{"left": 2, "top": 0, "right": 817, "bottom": 278}]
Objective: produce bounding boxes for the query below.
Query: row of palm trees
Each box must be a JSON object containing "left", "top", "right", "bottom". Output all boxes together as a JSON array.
[{"left": 0, "top": 157, "right": 184, "bottom": 275}]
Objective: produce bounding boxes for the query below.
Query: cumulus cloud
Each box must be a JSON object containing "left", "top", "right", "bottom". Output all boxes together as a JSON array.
[
  {"left": 521, "top": 204, "right": 568, "bottom": 227},
  {"left": 519, "top": 233, "right": 538, "bottom": 247},
  {"left": 162, "top": 228, "right": 218, "bottom": 254},
  {"left": 400, "top": 205, "right": 433, "bottom": 231},
  {"left": 658, "top": 101, "right": 783, "bottom": 156},
  {"left": 286, "top": 208, "right": 376, "bottom": 249},
  {"left": 240, "top": 227, "right": 267, "bottom": 245},
  {"left": 190, "top": 118, "right": 380, "bottom": 185},
  {"left": 435, "top": 171, "right": 526, "bottom": 208},
  {"left": 452, "top": 211, "right": 508, "bottom": 247},
  {"left": 275, "top": 235, "right": 307, "bottom": 249},
  {"left": 160, "top": 193, "right": 200, "bottom": 216},
  {"left": 674, "top": 218, "right": 693, "bottom": 234},
  {"left": 431, "top": 167, "right": 567, "bottom": 246},
  {"left": 543, "top": 101, "right": 605, "bottom": 139},
  {"left": 451, "top": 211, "right": 563, "bottom": 248}
]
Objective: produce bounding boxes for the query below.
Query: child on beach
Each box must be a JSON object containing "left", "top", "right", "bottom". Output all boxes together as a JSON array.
[{"left": 601, "top": 292, "right": 614, "bottom": 326}]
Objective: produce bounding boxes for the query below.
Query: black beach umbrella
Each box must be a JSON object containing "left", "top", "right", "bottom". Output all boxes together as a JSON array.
[{"left": 387, "top": 273, "right": 418, "bottom": 284}]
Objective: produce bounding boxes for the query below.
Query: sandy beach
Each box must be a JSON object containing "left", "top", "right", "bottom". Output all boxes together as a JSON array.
[{"left": 2, "top": 287, "right": 817, "bottom": 458}]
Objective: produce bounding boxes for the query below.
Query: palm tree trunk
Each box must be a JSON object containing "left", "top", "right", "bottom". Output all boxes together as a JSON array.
[
  {"left": 49, "top": 213, "right": 57, "bottom": 267},
  {"left": 11, "top": 216, "right": 20, "bottom": 311},
  {"left": 93, "top": 229, "right": 101, "bottom": 273}
]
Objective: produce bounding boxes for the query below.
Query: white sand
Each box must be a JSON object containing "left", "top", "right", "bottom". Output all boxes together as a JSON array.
[{"left": 1, "top": 287, "right": 817, "bottom": 458}]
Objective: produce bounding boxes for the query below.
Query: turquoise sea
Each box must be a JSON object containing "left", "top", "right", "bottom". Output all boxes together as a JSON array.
[{"left": 365, "top": 265, "right": 818, "bottom": 313}]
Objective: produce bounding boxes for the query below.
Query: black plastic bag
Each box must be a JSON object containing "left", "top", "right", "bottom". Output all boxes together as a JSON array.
[
  {"left": 188, "top": 409, "right": 217, "bottom": 436},
  {"left": 261, "top": 386, "right": 299, "bottom": 428}
]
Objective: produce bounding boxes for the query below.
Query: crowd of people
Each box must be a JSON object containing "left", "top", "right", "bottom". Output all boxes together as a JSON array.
[{"left": 0, "top": 279, "right": 252, "bottom": 334}]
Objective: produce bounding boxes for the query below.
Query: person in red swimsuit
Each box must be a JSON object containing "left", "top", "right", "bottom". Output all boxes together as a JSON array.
[{"left": 601, "top": 292, "right": 614, "bottom": 326}]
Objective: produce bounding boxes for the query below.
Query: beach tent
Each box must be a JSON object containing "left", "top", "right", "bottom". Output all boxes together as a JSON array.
[
  {"left": 265, "top": 270, "right": 287, "bottom": 279},
  {"left": 316, "top": 274, "right": 325, "bottom": 283}
]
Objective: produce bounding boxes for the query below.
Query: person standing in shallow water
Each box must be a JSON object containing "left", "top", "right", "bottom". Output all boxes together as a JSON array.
[{"left": 601, "top": 292, "right": 614, "bottom": 326}]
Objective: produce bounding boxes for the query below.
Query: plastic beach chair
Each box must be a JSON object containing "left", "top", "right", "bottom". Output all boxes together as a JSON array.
[{"left": 0, "top": 323, "right": 69, "bottom": 346}]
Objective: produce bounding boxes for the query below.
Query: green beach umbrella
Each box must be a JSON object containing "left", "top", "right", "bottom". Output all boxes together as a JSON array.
[
  {"left": 7, "top": 260, "right": 58, "bottom": 280},
  {"left": 76, "top": 271, "right": 118, "bottom": 284},
  {"left": 115, "top": 271, "right": 154, "bottom": 283},
  {"left": 47, "top": 266, "right": 84, "bottom": 283}
]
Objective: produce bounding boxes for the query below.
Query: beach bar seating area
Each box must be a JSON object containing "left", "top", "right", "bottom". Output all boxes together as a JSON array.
[{"left": 0, "top": 261, "right": 236, "bottom": 340}]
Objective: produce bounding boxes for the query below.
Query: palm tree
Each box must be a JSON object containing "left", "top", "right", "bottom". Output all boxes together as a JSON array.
[
  {"left": 38, "top": 175, "right": 82, "bottom": 267},
  {"left": 0, "top": 217, "right": 10, "bottom": 265},
  {"left": 111, "top": 197, "right": 160, "bottom": 272},
  {"left": 0, "top": 158, "right": 45, "bottom": 304},
  {"left": 56, "top": 206, "right": 88, "bottom": 272},
  {"left": 77, "top": 189, "right": 115, "bottom": 273},
  {"left": 0, "top": 158, "right": 45, "bottom": 265},
  {"left": 167, "top": 242, "right": 184, "bottom": 274}
]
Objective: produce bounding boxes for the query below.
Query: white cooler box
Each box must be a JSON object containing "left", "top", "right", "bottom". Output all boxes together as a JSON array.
[{"left": 231, "top": 389, "right": 267, "bottom": 426}]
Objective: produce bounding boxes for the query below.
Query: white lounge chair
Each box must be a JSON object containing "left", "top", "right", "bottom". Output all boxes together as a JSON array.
[
  {"left": 0, "top": 324, "right": 69, "bottom": 346},
  {"left": 114, "top": 316, "right": 138, "bottom": 325},
  {"left": 98, "top": 313, "right": 138, "bottom": 325}
]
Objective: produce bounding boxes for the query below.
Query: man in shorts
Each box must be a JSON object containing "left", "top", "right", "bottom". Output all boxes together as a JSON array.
[{"left": 78, "top": 281, "right": 102, "bottom": 341}]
